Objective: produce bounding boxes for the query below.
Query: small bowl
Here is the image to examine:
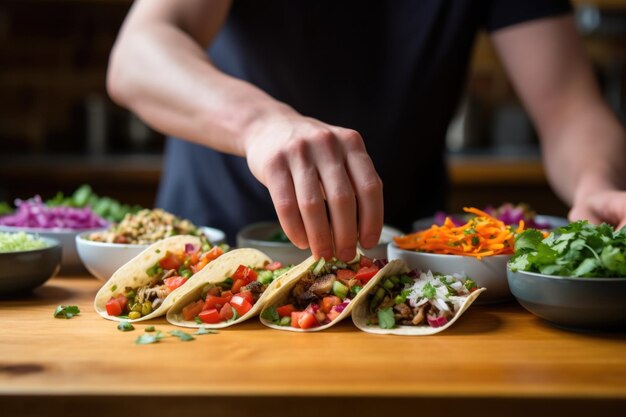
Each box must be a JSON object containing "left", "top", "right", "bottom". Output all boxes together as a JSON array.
[
  {"left": 507, "top": 268, "right": 626, "bottom": 330},
  {"left": 236, "top": 222, "right": 402, "bottom": 265},
  {"left": 0, "top": 225, "right": 102, "bottom": 271},
  {"left": 412, "top": 214, "right": 568, "bottom": 232},
  {"left": 76, "top": 226, "right": 226, "bottom": 281},
  {"left": 387, "top": 243, "right": 511, "bottom": 304},
  {"left": 0, "top": 236, "right": 62, "bottom": 295}
]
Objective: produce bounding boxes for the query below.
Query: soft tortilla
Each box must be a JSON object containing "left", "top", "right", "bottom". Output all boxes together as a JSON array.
[
  {"left": 95, "top": 235, "right": 210, "bottom": 322},
  {"left": 166, "top": 248, "right": 307, "bottom": 328},
  {"left": 259, "top": 254, "right": 394, "bottom": 332},
  {"left": 351, "top": 260, "right": 485, "bottom": 335}
]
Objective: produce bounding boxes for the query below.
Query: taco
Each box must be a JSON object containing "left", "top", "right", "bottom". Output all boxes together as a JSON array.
[
  {"left": 166, "top": 248, "right": 299, "bottom": 328},
  {"left": 259, "top": 253, "right": 387, "bottom": 331},
  {"left": 351, "top": 261, "right": 485, "bottom": 335},
  {"left": 94, "top": 235, "right": 224, "bottom": 322}
]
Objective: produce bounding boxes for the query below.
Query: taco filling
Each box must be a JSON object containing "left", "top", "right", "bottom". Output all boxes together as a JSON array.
[
  {"left": 262, "top": 256, "right": 382, "bottom": 329},
  {"left": 365, "top": 270, "right": 478, "bottom": 329},
  {"left": 105, "top": 244, "right": 224, "bottom": 319},
  {"left": 180, "top": 261, "right": 292, "bottom": 324}
]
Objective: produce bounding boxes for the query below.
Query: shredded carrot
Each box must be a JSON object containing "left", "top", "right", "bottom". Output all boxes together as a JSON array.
[{"left": 393, "top": 207, "right": 525, "bottom": 260}]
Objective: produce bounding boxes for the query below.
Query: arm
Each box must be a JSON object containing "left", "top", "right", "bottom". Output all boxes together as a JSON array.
[
  {"left": 107, "top": 0, "right": 383, "bottom": 260},
  {"left": 491, "top": 15, "right": 626, "bottom": 228}
]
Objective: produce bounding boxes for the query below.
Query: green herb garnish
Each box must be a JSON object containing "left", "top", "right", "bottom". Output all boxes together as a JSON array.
[
  {"left": 194, "top": 327, "right": 217, "bottom": 335},
  {"left": 111, "top": 284, "right": 117, "bottom": 292},
  {"left": 194, "top": 316, "right": 202, "bottom": 325},
  {"left": 117, "top": 321, "right": 134, "bottom": 332},
  {"left": 377, "top": 308, "right": 395, "bottom": 329},
  {"left": 422, "top": 283, "right": 436, "bottom": 299},
  {"left": 144, "top": 326, "right": 155, "bottom": 332},
  {"left": 135, "top": 331, "right": 165, "bottom": 345},
  {"left": 261, "top": 305, "right": 279, "bottom": 322},
  {"left": 53, "top": 305, "right": 80, "bottom": 319},
  {"left": 169, "top": 330, "right": 195, "bottom": 342}
]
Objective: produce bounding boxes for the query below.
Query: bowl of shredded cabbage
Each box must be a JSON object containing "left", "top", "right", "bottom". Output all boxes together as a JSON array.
[{"left": 0, "top": 232, "right": 62, "bottom": 295}]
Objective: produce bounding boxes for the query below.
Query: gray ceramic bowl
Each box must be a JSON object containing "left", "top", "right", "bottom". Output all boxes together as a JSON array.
[
  {"left": 0, "top": 236, "right": 62, "bottom": 295},
  {"left": 507, "top": 268, "right": 626, "bottom": 329},
  {"left": 237, "top": 222, "right": 402, "bottom": 265}
]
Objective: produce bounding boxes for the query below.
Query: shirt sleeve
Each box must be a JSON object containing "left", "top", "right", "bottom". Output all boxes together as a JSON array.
[{"left": 484, "top": 0, "right": 573, "bottom": 32}]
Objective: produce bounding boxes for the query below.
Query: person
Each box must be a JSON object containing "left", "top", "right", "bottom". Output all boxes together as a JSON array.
[{"left": 106, "top": 0, "right": 626, "bottom": 262}]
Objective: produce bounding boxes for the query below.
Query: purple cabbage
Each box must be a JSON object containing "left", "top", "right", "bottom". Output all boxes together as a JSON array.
[{"left": 0, "top": 196, "right": 108, "bottom": 230}]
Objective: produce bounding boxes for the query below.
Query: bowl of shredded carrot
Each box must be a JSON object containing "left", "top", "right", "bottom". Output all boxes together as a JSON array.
[{"left": 389, "top": 207, "right": 527, "bottom": 303}]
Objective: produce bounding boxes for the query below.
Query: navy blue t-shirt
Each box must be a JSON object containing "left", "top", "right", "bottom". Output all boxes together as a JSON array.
[{"left": 157, "top": 0, "right": 571, "bottom": 242}]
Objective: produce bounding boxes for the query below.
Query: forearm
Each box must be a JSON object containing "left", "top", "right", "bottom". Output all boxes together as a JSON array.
[
  {"left": 107, "top": 21, "right": 295, "bottom": 156},
  {"left": 539, "top": 98, "right": 626, "bottom": 205}
]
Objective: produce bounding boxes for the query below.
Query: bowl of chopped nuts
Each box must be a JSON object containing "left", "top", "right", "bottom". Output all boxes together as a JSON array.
[{"left": 76, "top": 208, "right": 225, "bottom": 281}]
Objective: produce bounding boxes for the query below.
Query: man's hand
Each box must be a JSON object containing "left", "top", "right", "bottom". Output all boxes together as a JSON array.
[
  {"left": 243, "top": 113, "right": 384, "bottom": 261},
  {"left": 570, "top": 190, "right": 626, "bottom": 230}
]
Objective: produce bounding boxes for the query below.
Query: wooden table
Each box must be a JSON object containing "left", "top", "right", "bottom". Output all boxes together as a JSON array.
[{"left": 1, "top": 276, "right": 625, "bottom": 417}]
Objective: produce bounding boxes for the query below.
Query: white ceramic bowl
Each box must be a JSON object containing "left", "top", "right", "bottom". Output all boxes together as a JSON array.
[
  {"left": 76, "top": 226, "right": 226, "bottom": 281},
  {"left": 387, "top": 242, "right": 512, "bottom": 304},
  {"left": 0, "top": 225, "right": 102, "bottom": 271},
  {"left": 236, "top": 222, "right": 402, "bottom": 265}
]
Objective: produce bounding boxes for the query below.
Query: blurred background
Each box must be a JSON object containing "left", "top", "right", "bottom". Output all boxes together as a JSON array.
[{"left": 0, "top": 0, "right": 624, "bottom": 218}]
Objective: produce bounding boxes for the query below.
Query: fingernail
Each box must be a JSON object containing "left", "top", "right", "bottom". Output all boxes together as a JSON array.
[
  {"left": 361, "top": 235, "right": 379, "bottom": 249},
  {"left": 318, "top": 250, "right": 334, "bottom": 260},
  {"left": 339, "top": 248, "right": 356, "bottom": 261}
]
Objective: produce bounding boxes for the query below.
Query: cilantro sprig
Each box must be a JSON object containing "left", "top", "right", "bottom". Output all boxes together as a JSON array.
[{"left": 54, "top": 305, "right": 80, "bottom": 319}]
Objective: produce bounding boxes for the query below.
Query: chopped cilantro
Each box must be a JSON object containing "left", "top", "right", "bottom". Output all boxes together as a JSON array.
[
  {"left": 261, "top": 305, "right": 279, "bottom": 322},
  {"left": 194, "top": 316, "right": 202, "bottom": 325},
  {"left": 117, "top": 321, "right": 134, "bottom": 332},
  {"left": 54, "top": 305, "right": 80, "bottom": 319},
  {"left": 194, "top": 327, "right": 217, "bottom": 335},
  {"left": 377, "top": 308, "right": 395, "bottom": 329},
  {"left": 111, "top": 284, "right": 117, "bottom": 292},
  {"left": 135, "top": 331, "right": 165, "bottom": 345},
  {"left": 144, "top": 326, "right": 155, "bottom": 332},
  {"left": 422, "top": 282, "right": 436, "bottom": 299},
  {"left": 169, "top": 330, "right": 195, "bottom": 342}
]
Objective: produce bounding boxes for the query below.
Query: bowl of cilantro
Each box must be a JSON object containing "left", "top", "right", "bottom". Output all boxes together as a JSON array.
[
  {"left": 507, "top": 221, "right": 626, "bottom": 330},
  {"left": 0, "top": 232, "right": 61, "bottom": 296}
]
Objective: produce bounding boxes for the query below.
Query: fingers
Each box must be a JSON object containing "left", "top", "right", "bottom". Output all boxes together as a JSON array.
[
  {"left": 335, "top": 128, "right": 384, "bottom": 249},
  {"left": 314, "top": 131, "right": 358, "bottom": 261},
  {"left": 264, "top": 155, "right": 309, "bottom": 249}
]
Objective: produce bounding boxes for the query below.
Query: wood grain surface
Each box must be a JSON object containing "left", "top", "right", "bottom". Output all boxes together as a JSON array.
[{"left": 1, "top": 277, "right": 625, "bottom": 417}]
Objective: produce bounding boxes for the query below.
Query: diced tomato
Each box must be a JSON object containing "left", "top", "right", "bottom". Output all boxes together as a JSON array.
[
  {"left": 238, "top": 290, "right": 254, "bottom": 304},
  {"left": 276, "top": 304, "right": 296, "bottom": 318},
  {"left": 359, "top": 256, "right": 374, "bottom": 268},
  {"left": 159, "top": 251, "right": 183, "bottom": 270},
  {"left": 105, "top": 298, "right": 122, "bottom": 316},
  {"left": 265, "top": 261, "right": 283, "bottom": 271},
  {"left": 221, "top": 291, "right": 233, "bottom": 302},
  {"left": 230, "top": 295, "right": 253, "bottom": 316},
  {"left": 291, "top": 312, "right": 303, "bottom": 329},
  {"left": 232, "top": 265, "right": 258, "bottom": 283},
  {"left": 163, "top": 276, "right": 187, "bottom": 292},
  {"left": 203, "top": 246, "right": 223, "bottom": 262},
  {"left": 321, "top": 296, "right": 342, "bottom": 314},
  {"left": 327, "top": 308, "right": 341, "bottom": 322},
  {"left": 204, "top": 295, "right": 229, "bottom": 311},
  {"left": 198, "top": 308, "right": 221, "bottom": 324},
  {"left": 219, "top": 302, "right": 234, "bottom": 321},
  {"left": 182, "top": 300, "right": 204, "bottom": 321},
  {"left": 231, "top": 278, "right": 247, "bottom": 294},
  {"left": 114, "top": 294, "right": 128, "bottom": 311},
  {"left": 354, "top": 265, "right": 379, "bottom": 283},
  {"left": 336, "top": 269, "right": 356, "bottom": 284},
  {"left": 298, "top": 312, "right": 319, "bottom": 329}
]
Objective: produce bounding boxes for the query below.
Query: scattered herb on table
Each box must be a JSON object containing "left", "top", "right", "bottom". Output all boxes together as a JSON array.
[
  {"left": 117, "top": 321, "right": 134, "bottom": 332},
  {"left": 144, "top": 326, "right": 155, "bottom": 332},
  {"left": 54, "top": 305, "right": 80, "bottom": 319},
  {"left": 194, "top": 327, "right": 217, "bottom": 335},
  {"left": 135, "top": 331, "right": 165, "bottom": 345},
  {"left": 169, "top": 330, "right": 195, "bottom": 342}
]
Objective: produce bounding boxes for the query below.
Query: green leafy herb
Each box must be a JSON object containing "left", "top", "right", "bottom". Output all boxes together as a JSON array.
[
  {"left": 117, "top": 321, "right": 134, "bottom": 332},
  {"left": 169, "top": 330, "right": 195, "bottom": 342},
  {"left": 511, "top": 221, "right": 626, "bottom": 277},
  {"left": 377, "top": 308, "right": 395, "bottom": 329},
  {"left": 422, "top": 282, "right": 436, "bottom": 299},
  {"left": 194, "top": 327, "right": 217, "bottom": 335},
  {"left": 144, "top": 326, "right": 155, "bottom": 332},
  {"left": 261, "top": 305, "right": 279, "bottom": 322},
  {"left": 111, "top": 284, "right": 117, "bottom": 292},
  {"left": 54, "top": 305, "right": 80, "bottom": 319},
  {"left": 135, "top": 331, "right": 165, "bottom": 345},
  {"left": 194, "top": 316, "right": 202, "bottom": 325},
  {"left": 464, "top": 278, "right": 477, "bottom": 291}
]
